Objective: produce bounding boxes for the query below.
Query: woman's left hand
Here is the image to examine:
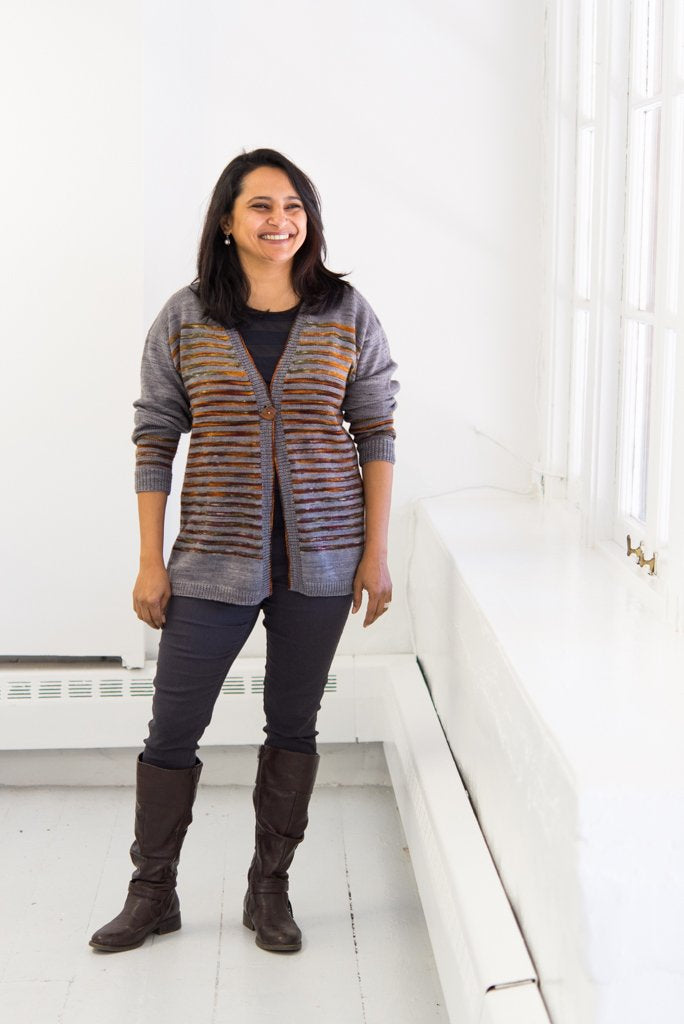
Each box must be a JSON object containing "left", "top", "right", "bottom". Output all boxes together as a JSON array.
[{"left": 351, "top": 549, "right": 392, "bottom": 627}]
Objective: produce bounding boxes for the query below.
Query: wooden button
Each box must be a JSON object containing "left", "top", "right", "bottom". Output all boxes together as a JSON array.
[{"left": 260, "top": 405, "right": 276, "bottom": 420}]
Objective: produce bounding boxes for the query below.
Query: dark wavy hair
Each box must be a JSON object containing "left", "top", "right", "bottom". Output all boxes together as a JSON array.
[{"left": 190, "top": 147, "right": 352, "bottom": 327}]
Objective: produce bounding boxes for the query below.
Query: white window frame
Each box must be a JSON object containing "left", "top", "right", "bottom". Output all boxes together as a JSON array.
[{"left": 542, "top": 0, "right": 684, "bottom": 630}]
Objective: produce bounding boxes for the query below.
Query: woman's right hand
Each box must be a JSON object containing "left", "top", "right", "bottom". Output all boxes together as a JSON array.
[{"left": 133, "top": 562, "right": 172, "bottom": 629}]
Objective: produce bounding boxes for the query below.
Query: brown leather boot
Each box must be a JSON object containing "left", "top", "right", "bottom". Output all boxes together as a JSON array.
[
  {"left": 242, "top": 743, "right": 320, "bottom": 952},
  {"left": 89, "top": 752, "right": 202, "bottom": 953}
]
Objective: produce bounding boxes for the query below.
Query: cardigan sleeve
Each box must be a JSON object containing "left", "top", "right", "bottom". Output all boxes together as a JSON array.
[
  {"left": 131, "top": 305, "right": 192, "bottom": 494},
  {"left": 342, "top": 306, "right": 400, "bottom": 466}
]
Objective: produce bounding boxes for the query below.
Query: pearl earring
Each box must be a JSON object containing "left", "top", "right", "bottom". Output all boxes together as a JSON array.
[{"left": 224, "top": 234, "right": 231, "bottom": 246}]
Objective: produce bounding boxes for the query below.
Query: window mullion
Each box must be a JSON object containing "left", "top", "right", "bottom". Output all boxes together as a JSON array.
[
  {"left": 581, "top": 0, "right": 631, "bottom": 547},
  {"left": 541, "top": 0, "right": 581, "bottom": 501}
]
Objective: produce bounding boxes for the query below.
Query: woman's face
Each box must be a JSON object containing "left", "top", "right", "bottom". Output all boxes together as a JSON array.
[{"left": 220, "top": 166, "right": 308, "bottom": 268}]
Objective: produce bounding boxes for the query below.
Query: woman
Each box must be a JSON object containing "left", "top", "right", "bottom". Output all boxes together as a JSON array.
[{"left": 89, "top": 147, "right": 400, "bottom": 955}]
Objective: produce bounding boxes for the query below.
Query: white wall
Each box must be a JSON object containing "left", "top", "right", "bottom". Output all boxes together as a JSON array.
[
  {"left": 0, "top": 0, "right": 144, "bottom": 666},
  {"left": 1, "top": 0, "right": 546, "bottom": 665}
]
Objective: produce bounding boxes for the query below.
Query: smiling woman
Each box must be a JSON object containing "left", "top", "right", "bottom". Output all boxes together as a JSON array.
[{"left": 89, "top": 146, "right": 400, "bottom": 958}]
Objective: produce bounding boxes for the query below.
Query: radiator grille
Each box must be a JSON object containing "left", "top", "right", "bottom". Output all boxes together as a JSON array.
[{"left": 0, "top": 663, "right": 343, "bottom": 702}]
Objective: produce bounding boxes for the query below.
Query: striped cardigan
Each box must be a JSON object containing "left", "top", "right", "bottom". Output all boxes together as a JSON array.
[{"left": 132, "top": 283, "right": 400, "bottom": 604}]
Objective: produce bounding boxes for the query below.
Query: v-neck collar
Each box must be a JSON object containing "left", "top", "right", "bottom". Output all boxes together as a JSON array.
[{"left": 223, "top": 302, "right": 314, "bottom": 404}]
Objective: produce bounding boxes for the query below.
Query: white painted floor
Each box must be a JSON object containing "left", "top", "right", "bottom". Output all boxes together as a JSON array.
[{"left": 0, "top": 782, "right": 448, "bottom": 1023}]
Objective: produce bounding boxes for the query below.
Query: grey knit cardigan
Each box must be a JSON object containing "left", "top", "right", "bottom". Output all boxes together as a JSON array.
[{"left": 132, "top": 282, "right": 400, "bottom": 604}]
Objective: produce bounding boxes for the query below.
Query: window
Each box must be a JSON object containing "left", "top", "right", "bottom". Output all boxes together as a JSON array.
[{"left": 545, "top": 0, "right": 684, "bottom": 628}]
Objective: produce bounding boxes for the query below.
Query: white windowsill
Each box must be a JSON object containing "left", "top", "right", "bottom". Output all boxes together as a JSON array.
[{"left": 414, "top": 488, "right": 684, "bottom": 789}]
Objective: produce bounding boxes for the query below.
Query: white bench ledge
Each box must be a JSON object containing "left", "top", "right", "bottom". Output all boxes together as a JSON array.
[
  {"left": 357, "top": 655, "right": 550, "bottom": 1024},
  {"left": 408, "top": 489, "right": 684, "bottom": 1024}
]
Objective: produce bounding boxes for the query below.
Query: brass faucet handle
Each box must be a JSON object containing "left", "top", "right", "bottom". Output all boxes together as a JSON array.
[
  {"left": 627, "top": 534, "right": 657, "bottom": 574},
  {"left": 626, "top": 534, "right": 643, "bottom": 560}
]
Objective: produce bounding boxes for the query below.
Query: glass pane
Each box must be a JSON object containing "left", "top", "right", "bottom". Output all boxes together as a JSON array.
[
  {"left": 575, "top": 127, "right": 595, "bottom": 300},
  {"left": 620, "top": 320, "right": 653, "bottom": 523},
  {"left": 568, "top": 309, "right": 589, "bottom": 480},
  {"left": 657, "top": 330, "right": 677, "bottom": 543},
  {"left": 578, "top": 0, "right": 597, "bottom": 119},
  {"left": 667, "top": 97, "right": 684, "bottom": 314},
  {"left": 634, "top": 0, "right": 664, "bottom": 97},
  {"left": 626, "top": 104, "right": 661, "bottom": 311}
]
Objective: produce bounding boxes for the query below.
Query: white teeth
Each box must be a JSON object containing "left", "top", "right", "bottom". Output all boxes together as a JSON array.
[{"left": 261, "top": 234, "right": 290, "bottom": 240}]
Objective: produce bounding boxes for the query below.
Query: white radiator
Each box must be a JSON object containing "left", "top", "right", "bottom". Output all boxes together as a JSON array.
[{"left": 0, "top": 657, "right": 356, "bottom": 749}]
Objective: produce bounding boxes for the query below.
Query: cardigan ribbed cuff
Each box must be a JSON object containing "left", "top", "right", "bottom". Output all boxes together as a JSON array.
[
  {"left": 135, "top": 466, "right": 173, "bottom": 494},
  {"left": 358, "top": 435, "right": 395, "bottom": 466}
]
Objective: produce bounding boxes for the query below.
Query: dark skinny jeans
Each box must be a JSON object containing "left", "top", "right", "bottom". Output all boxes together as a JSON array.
[{"left": 141, "top": 522, "right": 353, "bottom": 769}]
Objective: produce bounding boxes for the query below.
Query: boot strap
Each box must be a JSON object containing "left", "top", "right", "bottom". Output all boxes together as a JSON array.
[
  {"left": 249, "top": 879, "right": 289, "bottom": 894},
  {"left": 127, "top": 879, "right": 175, "bottom": 901}
]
